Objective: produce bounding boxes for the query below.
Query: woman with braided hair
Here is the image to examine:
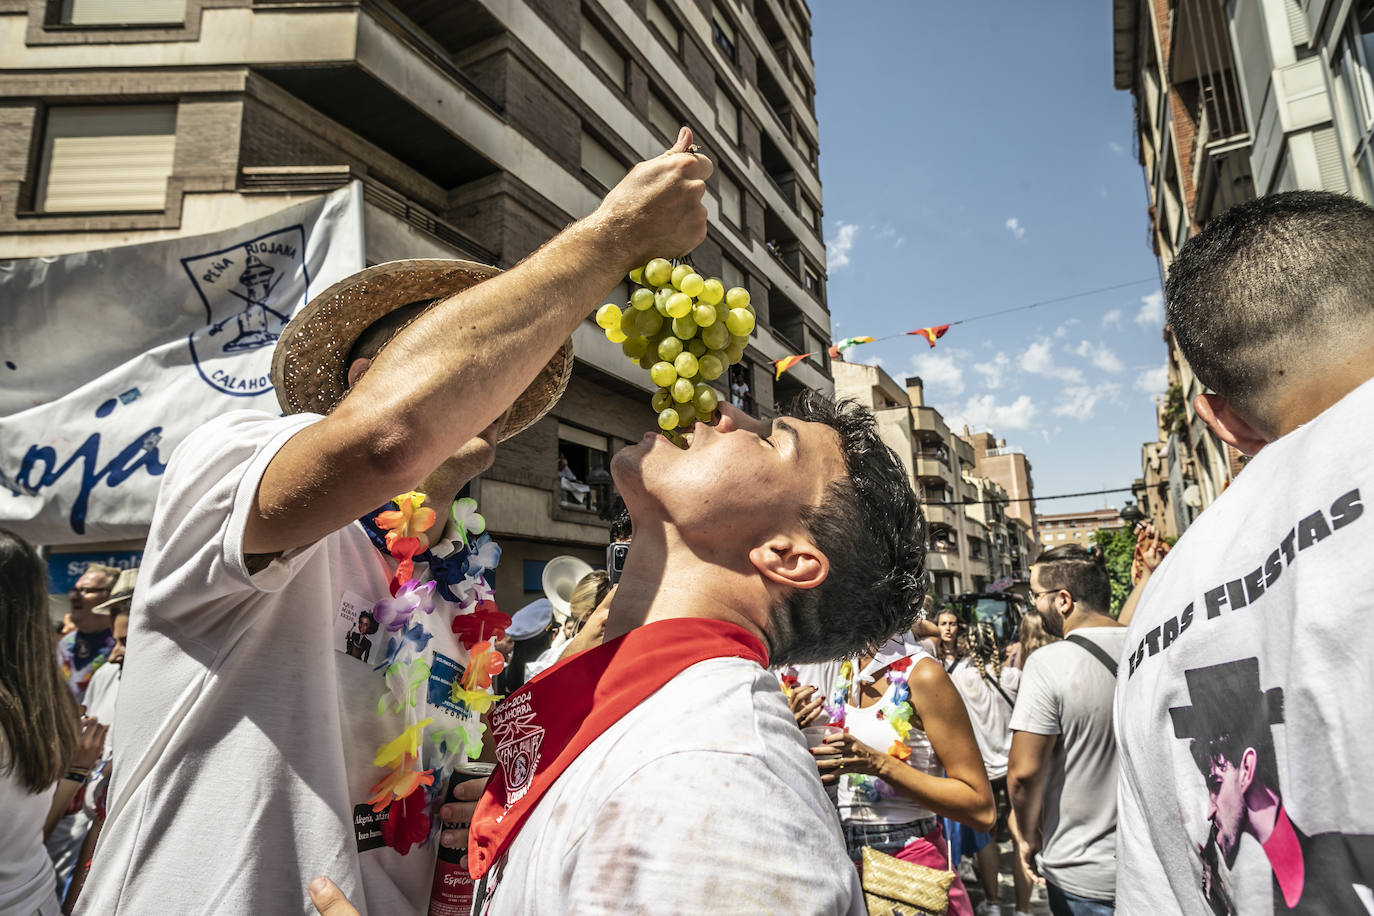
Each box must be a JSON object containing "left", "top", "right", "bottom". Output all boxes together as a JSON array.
[{"left": 949, "top": 622, "right": 1032, "bottom": 916}]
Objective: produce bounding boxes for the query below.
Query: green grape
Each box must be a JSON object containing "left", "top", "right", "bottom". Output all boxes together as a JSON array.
[
  {"left": 725, "top": 308, "right": 755, "bottom": 336},
  {"left": 629, "top": 266, "right": 645, "bottom": 285},
  {"left": 693, "top": 303, "right": 718, "bottom": 327},
  {"left": 665, "top": 292, "right": 693, "bottom": 318},
  {"left": 649, "top": 361, "right": 678, "bottom": 387},
  {"left": 622, "top": 336, "right": 649, "bottom": 359},
  {"left": 678, "top": 408, "right": 696, "bottom": 428},
  {"left": 696, "top": 407, "right": 715, "bottom": 423},
  {"left": 639, "top": 353, "right": 656, "bottom": 370},
  {"left": 654, "top": 286, "right": 673, "bottom": 316},
  {"left": 657, "top": 336, "right": 683, "bottom": 362},
  {"left": 699, "top": 278, "right": 725, "bottom": 305},
  {"left": 651, "top": 387, "right": 672, "bottom": 412},
  {"left": 693, "top": 384, "right": 718, "bottom": 413},
  {"left": 634, "top": 309, "right": 664, "bottom": 337},
  {"left": 725, "top": 287, "right": 751, "bottom": 310},
  {"left": 679, "top": 273, "right": 705, "bottom": 298},
  {"left": 657, "top": 407, "right": 680, "bottom": 430},
  {"left": 606, "top": 326, "right": 628, "bottom": 343},
  {"left": 687, "top": 339, "right": 707, "bottom": 357},
  {"left": 645, "top": 258, "right": 673, "bottom": 287},
  {"left": 671, "top": 263, "right": 694, "bottom": 290},
  {"left": 674, "top": 352, "right": 700, "bottom": 379},
  {"left": 671, "top": 377, "right": 694, "bottom": 403},
  {"left": 730, "top": 333, "right": 750, "bottom": 348},
  {"left": 701, "top": 322, "right": 730, "bottom": 350},
  {"left": 631, "top": 287, "right": 656, "bottom": 311},
  {"left": 619, "top": 308, "right": 638, "bottom": 336},
  {"left": 595, "top": 303, "right": 621, "bottom": 329},
  {"left": 724, "top": 342, "right": 745, "bottom": 363},
  {"left": 671, "top": 316, "right": 698, "bottom": 340},
  {"left": 698, "top": 352, "right": 725, "bottom": 380}
]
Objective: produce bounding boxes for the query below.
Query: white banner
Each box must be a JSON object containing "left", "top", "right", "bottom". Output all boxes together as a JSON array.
[{"left": 0, "top": 183, "right": 364, "bottom": 546}]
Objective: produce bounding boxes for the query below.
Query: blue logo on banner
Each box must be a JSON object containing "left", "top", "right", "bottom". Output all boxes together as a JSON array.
[
  {"left": 182, "top": 226, "right": 309, "bottom": 397},
  {"left": 428, "top": 652, "right": 469, "bottom": 718}
]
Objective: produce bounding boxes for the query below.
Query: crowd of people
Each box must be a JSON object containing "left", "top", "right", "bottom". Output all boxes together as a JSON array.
[{"left": 1, "top": 129, "right": 1371, "bottom": 916}]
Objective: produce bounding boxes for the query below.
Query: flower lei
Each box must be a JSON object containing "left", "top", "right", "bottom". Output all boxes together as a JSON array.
[
  {"left": 848, "top": 655, "right": 916, "bottom": 803},
  {"left": 363, "top": 492, "right": 506, "bottom": 855}
]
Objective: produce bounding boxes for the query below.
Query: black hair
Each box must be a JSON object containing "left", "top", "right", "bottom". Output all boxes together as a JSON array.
[
  {"left": 357, "top": 610, "right": 377, "bottom": 635},
  {"left": 345, "top": 299, "right": 437, "bottom": 380},
  {"left": 1034, "top": 543, "right": 1111, "bottom": 615},
  {"left": 609, "top": 507, "right": 633, "bottom": 544},
  {"left": 1165, "top": 191, "right": 1374, "bottom": 427},
  {"left": 766, "top": 392, "right": 927, "bottom": 665}
]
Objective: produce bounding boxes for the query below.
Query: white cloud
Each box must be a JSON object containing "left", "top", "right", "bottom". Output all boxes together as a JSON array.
[
  {"left": 1108, "top": 141, "right": 1126, "bottom": 155},
  {"left": 1135, "top": 364, "right": 1169, "bottom": 393},
  {"left": 1019, "top": 338, "right": 1083, "bottom": 383},
  {"left": 1135, "top": 290, "right": 1164, "bottom": 327},
  {"left": 1073, "top": 340, "right": 1125, "bottom": 373},
  {"left": 1053, "top": 384, "right": 1120, "bottom": 420},
  {"left": 826, "top": 221, "right": 859, "bottom": 271},
  {"left": 945, "top": 394, "right": 1038, "bottom": 432},
  {"left": 1102, "top": 308, "right": 1123, "bottom": 329},
  {"left": 910, "top": 350, "right": 965, "bottom": 396},
  {"left": 972, "top": 352, "right": 1010, "bottom": 389},
  {"left": 1004, "top": 217, "right": 1026, "bottom": 240}
]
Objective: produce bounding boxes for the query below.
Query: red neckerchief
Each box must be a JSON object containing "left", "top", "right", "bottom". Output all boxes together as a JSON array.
[
  {"left": 467, "top": 617, "right": 768, "bottom": 878},
  {"left": 1262, "top": 805, "right": 1305, "bottom": 908}
]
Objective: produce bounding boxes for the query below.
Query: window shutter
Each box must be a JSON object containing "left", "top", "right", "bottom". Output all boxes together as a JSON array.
[
  {"left": 718, "top": 172, "right": 742, "bottom": 227},
  {"left": 37, "top": 105, "right": 177, "bottom": 213},
  {"left": 646, "top": 0, "right": 678, "bottom": 47},
  {"left": 715, "top": 84, "right": 739, "bottom": 144},
  {"left": 648, "top": 93, "right": 677, "bottom": 143},
  {"left": 581, "top": 17, "right": 625, "bottom": 90},
  {"left": 581, "top": 132, "right": 627, "bottom": 190},
  {"left": 60, "top": 0, "right": 184, "bottom": 24}
]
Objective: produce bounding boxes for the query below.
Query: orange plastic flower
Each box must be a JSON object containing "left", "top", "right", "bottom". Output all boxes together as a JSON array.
[
  {"left": 887, "top": 740, "right": 913, "bottom": 762},
  {"left": 376, "top": 492, "right": 437, "bottom": 553},
  {"left": 460, "top": 640, "right": 506, "bottom": 691},
  {"left": 366, "top": 752, "right": 435, "bottom": 812}
]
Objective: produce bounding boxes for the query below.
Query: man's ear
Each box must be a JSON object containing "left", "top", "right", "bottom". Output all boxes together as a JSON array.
[
  {"left": 1239, "top": 746, "right": 1258, "bottom": 794},
  {"left": 748, "top": 536, "right": 829, "bottom": 592},
  {"left": 346, "top": 356, "right": 372, "bottom": 390},
  {"left": 1194, "top": 393, "right": 1269, "bottom": 456}
]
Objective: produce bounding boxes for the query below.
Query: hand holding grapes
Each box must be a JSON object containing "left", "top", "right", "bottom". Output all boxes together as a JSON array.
[{"left": 591, "top": 126, "right": 713, "bottom": 272}]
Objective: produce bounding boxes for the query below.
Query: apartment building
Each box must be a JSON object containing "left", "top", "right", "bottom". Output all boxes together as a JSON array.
[
  {"left": 0, "top": 0, "right": 834, "bottom": 610},
  {"left": 1112, "top": 0, "right": 1374, "bottom": 534},
  {"left": 832, "top": 360, "right": 1034, "bottom": 600},
  {"left": 1037, "top": 507, "right": 1126, "bottom": 549},
  {"left": 961, "top": 428, "right": 1040, "bottom": 564}
]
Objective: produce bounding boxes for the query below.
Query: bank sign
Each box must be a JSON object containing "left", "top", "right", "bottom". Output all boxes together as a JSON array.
[{"left": 0, "top": 183, "right": 363, "bottom": 545}]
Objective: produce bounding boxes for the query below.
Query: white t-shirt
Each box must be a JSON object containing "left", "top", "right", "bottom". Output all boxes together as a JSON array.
[
  {"left": 0, "top": 743, "right": 60, "bottom": 916},
  {"left": 1009, "top": 626, "right": 1125, "bottom": 902},
  {"left": 1115, "top": 377, "right": 1374, "bottom": 916},
  {"left": 478, "top": 657, "right": 864, "bottom": 915},
  {"left": 950, "top": 663, "right": 1021, "bottom": 780},
  {"left": 79, "top": 411, "right": 484, "bottom": 916}
]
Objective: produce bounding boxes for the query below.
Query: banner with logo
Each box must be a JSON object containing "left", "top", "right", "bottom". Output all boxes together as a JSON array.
[{"left": 0, "top": 183, "right": 364, "bottom": 546}]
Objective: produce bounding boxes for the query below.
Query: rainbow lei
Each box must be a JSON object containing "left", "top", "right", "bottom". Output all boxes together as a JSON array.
[
  {"left": 848, "top": 655, "right": 917, "bottom": 801},
  {"left": 364, "top": 491, "right": 504, "bottom": 854}
]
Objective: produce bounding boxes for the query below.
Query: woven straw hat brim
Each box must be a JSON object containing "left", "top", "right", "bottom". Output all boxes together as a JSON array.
[{"left": 271, "top": 259, "right": 572, "bottom": 442}]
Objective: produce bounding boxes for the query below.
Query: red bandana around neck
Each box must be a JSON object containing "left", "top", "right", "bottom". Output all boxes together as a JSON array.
[{"left": 467, "top": 617, "right": 768, "bottom": 878}]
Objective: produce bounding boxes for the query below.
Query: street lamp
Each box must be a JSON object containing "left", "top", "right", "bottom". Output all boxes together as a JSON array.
[{"left": 1120, "top": 500, "right": 1145, "bottom": 527}]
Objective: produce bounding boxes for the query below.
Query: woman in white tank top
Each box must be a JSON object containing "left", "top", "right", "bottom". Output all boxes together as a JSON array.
[{"left": 812, "top": 631, "right": 996, "bottom": 916}]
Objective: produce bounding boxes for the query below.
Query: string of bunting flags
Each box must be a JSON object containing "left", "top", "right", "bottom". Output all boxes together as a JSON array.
[{"left": 769, "top": 276, "right": 1159, "bottom": 379}]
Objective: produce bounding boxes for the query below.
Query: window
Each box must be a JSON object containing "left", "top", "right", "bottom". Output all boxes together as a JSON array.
[
  {"left": 59, "top": 0, "right": 184, "bottom": 25},
  {"left": 795, "top": 131, "right": 815, "bottom": 169},
  {"left": 711, "top": 5, "right": 737, "bottom": 62},
  {"left": 557, "top": 423, "right": 610, "bottom": 513},
  {"left": 803, "top": 265, "right": 819, "bottom": 293},
  {"left": 36, "top": 105, "right": 177, "bottom": 213},
  {"left": 581, "top": 15, "right": 625, "bottom": 91},
  {"left": 648, "top": 92, "right": 678, "bottom": 144},
  {"left": 720, "top": 256, "right": 745, "bottom": 293},
  {"left": 646, "top": 0, "right": 679, "bottom": 49},
  {"left": 715, "top": 83, "right": 740, "bottom": 145},
  {"left": 801, "top": 197, "right": 818, "bottom": 230},
  {"left": 718, "top": 171, "right": 742, "bottom": 227},
  {"left": 581, "top": 131, "right": 627, "bottom": 190}
]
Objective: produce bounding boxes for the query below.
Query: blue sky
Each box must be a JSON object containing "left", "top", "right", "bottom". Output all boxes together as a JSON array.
[{"left": 811, "top": 1, "right": 1167, "bottom": 516}]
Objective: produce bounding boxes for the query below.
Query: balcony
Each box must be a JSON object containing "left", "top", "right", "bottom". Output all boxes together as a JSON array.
[
  {"left": 925, "top": 550, "right": 961, "bottom": 574},
  {"left": 916, "top": 454, "right": 952, "bottom": 483},
  {"left": 923, "top": 503, "right": 959, "bottom": 529}
]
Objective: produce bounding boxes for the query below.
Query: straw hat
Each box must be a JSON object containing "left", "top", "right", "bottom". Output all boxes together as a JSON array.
[
  {"left": 271, "top": 259, "right": 573, "bottom": 441},
  {"left": 94, "top": 567, "right": 138, "bottom": 615}
]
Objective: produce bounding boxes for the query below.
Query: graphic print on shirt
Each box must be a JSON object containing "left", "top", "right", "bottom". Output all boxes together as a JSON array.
[
  {"left": 1170, "top": 656, "right": 1374, "bottom": 914},
  {"left": 490, "top": 692, "right": 544, "bottom": 807},
  {"left": 335, "top": 589, "right": 377, "bottom": 663}
]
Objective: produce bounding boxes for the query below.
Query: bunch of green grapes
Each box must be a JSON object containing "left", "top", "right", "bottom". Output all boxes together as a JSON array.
[{"left": 594, "top": 257, "right": 755, "bottom": 446}]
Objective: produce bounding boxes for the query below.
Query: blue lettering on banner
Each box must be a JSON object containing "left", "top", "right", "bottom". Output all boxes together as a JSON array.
[
  {"left": 47, "top": 550, "right": 143, "bottom": 595},
  {"left": 0, "top": 398, "right": 167, "bottom": 536},
  {"left": 429, "top": 652, "right": 469, "bottom": 718}
]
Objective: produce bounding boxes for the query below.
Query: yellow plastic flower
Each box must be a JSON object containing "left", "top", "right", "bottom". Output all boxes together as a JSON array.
[{"left": 373, "top": 717, "right": 434, "bottom": 769}]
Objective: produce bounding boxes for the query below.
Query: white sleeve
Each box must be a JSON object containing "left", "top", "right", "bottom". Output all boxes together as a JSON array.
[
  {"left": 1007, "top": 651, "right": 1061, "bottom": 736},
  {"left": 562, "top": 750, "right": 864, "bottom": 915}
]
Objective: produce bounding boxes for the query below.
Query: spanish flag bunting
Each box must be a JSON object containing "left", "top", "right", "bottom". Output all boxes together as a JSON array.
[
  {"left": 774, "top": 353, "right": 811, "bottom": 379},
  {"left": 826, "top": 336, "right": 876, "bottom": 359},
  {"left": 907, "top": 324, "right": 950, "bottom": 348}
]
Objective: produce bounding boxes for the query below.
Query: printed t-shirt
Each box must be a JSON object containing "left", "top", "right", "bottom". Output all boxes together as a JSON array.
[
  {"left": 950, "top": 663, "right": 1020, "bottom": 780},
  {"left": 0, "top": 741, "right": 60, "bottom": 916},
  {"left": 1009, "top": 626, "right": 1125, "bottom": 902},
  {"left": 56, "top": 629, "right": 115, "bottom": 702},
  {"left": 478, "top": 656, "right": 865, "bottom": 915},
  {"left": 1114, "top": 377, "right": 1374, "bottom": 915},
  {"left": 78, "top": 411, "right": 483, "bottom": 916}
]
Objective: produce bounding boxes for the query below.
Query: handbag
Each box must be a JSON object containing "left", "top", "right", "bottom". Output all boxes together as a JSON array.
[{"left": 860, "top": 833, "right": 955, "bottom": 916}]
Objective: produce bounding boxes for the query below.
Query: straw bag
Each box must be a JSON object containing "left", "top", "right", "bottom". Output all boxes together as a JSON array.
[{"left": 860, "top": 842, "right": 955, "bottom": 916}]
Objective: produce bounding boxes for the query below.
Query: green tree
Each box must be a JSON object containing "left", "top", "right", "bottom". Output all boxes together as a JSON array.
[{"left": 1094, "top": 527, "right": 1135, "bottom": 618}]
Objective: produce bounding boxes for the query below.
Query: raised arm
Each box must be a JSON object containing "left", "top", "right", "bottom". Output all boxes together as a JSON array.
[{"left": 243, "top": 129, "right": 712, "bottom": 555}]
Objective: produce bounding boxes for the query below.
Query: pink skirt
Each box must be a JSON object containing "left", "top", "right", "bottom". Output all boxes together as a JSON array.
[{"left": 889, "top": 823, "right": 974, "bottom": 916}]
